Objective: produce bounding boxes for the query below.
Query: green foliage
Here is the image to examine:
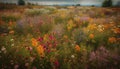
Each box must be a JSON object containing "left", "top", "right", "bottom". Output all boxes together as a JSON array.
[
  {"left": 76, "top": 4, "right": 81, "bottom": 6},
  {"left": 18, "top": 0, "right": 25, "bottom": 5},
  {"left": 0, "top": 3, "right": 17, "bottom": 10},
  {"left": 115, "top": 1, "right": 120, "bottom": 7},
  {"left": 1, "top": 15, "right": 19, "bottom": 23},
  {"left": 102, "top": 0, "right": 113, "bottom": 7}
]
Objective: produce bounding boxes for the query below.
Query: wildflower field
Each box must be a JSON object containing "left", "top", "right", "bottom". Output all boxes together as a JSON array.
[{"left": 0, "top": 5, "right": 120, "bottom": 69}]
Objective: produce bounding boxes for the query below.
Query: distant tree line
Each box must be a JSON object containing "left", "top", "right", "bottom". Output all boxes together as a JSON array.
[
  {"left": 102, "top": 0, "right": 112, "bottom": 7},
  {"left": 18, "top": 0, "right": 25, "bottom": 5},
  {"left": 17, "top": 0, "right": 38, "bottom": 5}
]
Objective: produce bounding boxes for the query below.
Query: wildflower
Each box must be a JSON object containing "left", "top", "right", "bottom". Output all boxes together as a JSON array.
[
  {"left": 37, "top": 45, "right": 44, "bottom": 57},
  {"left": 71, "top": 55, "right": 75, "bottom": 58},
  {"left": 11, "top": 44, "right": 14, "bottom": 46},
  {"left": 31, "top": 38, "right": 38, "bottom": 47},
  {"left": 98, "top": 28, "right": 104, "bottom": 32},
  {"left": 25, "top": 63, "right": 29, "bottom": 67},
  {"left": 74, "top": 16, "right": 80, "bottom": 22},
  {"left": 38, "top": 37, "right": 43, "bottom": 42},
  {"left": 104, "top": 24, "right": 110, "bottom": 29},
  {"left": 9, "top": 20, "right": 13, "bottom": 26},
  {"left": 30, "top": 23, "right": 33, "bottom": 27},
  {"left": 32, "top": 66, "right": 37, "bottom": 69},
  {"left": 112, "top": 28, "right": 120, "bottom": 34},
  {"left": 54, "top": 60, "right": 59, "bottom": 69},
  {"left": 89, "top": 52, "right": 96, "bottom": 61},
  {"left": 87, "top": 24, "right": 97, "bottom": 30},
  {"left": 89, "top": 34, "right": 94, "bottom": 39},
  {"left": 10, "top": 39, "right": 14, "bottom": 42},
  {"left": 97, "top": 25, "right": 104, "bottom": 32},
  {"left": 108, "top": 37, "right": 117, "bottom": 43},
  {"left": 14, "top": 64, "right": 19, "bottom": 69},
  {"left": 9, "top": 30, "right": 14, "bottom": 34},
  {"left": 43, "top": 34, "right": 48, "bottom": 41},
  {"left": 75, "top": 45, "right": 80, "bottom": 51},
  {"left": 1, "top": 46, "right": 6, "bottom": 51},
  {"left": 27, "top": 47, "right": 33, "bottom": 51},
  {"left": 60, "top": 12, "right": 67, "bottom": 18},
  {"left": 30, "top": 57, "right": 35, "bottom": 62},
  {"left": 67, "top": 19, "right": 75, "bottom": 30},
  {"left": 63, "top": 35, "right": 68, "bottom": 39},
  {"left": 59, "top": 10, "right": 67, "bottom": 18},
  {"left": 49, "top": 34, "right": 54, "bottom": 40}
]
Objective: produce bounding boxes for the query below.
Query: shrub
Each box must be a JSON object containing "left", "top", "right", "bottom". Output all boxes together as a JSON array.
[
  {"left": 18, "top": 0, "right": 25, "bottom": 5},
  {"left": 102, "top": 0, "right": 112, "bottom": 7}
]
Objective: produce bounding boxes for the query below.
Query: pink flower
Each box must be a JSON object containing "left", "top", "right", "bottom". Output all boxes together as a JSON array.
[
  {"left": 54, "top": 60, "right": 59, "bottom": 69},
  {"left": 32, "top": 66, "right": 37, "bottom": 69},
  {"left": 14, "top": 64, "right": 19, "bottom": 69},
  {"left": 49, "top": 34, "right": 54, "bottom": 40},
  {"left": 38, "top": 37, "right": 43, "bottom": 42}
]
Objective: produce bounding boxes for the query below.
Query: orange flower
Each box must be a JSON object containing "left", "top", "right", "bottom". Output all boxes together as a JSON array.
[
  {"left": 31, "top": 38, "right": 38, "bottom": 46},
  {"left": 104, "top": 24, "right": 110, "bottom": 29},
  {"left": 63, "top": 35, "right": 68, "bottom": 39},
  {"left": 108, "top": 37, "right": 117, "bottom": 43},
  {"left": 9, "top": 21, "right": 13, "bottom": 26},
  {"left": 43, "top": 34, "right": 48, "bottom": 41},
  {"left": 75, "top": 45, "right": 80, "bottom": 52},
  {"left": 9, "top": 30, "right": 14, "bottom": 34},
  {"left": 113, "top": 28, "right": 120, "bottom": 34},
  {"left": 37, "top": 45, "right": 44, "bottom": 57},
  {"left": 89, "top": 34, "right": 94, "bottom": 39},
  {"left": 87, "top": 24, "right": 97, "bottom": 30}
]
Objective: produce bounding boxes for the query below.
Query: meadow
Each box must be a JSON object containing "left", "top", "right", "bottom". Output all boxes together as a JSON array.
[{"left": 0, "top": 5, "right": 120, "bottom": 69}]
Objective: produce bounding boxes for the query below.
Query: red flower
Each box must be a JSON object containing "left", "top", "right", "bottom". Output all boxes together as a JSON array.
[
  {"left": 38, "top": 37, "right": 43, "bottom": 42},
  {"left": 54, "top": 60, "right": 59, "bottom": 69}
]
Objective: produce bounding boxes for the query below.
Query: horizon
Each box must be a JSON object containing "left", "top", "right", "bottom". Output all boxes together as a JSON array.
[{"left": 0, "top": 0, "right": 119, "bottom": 6}]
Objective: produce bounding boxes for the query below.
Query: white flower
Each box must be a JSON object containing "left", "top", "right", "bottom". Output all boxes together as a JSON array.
[
  {"left": 71, "top": 55, "right": 75, "bottom": 58},
  {"left": 1, "top": 46, "right": 6, "bottom": 51},
  {"left": 3, "top": 50, "right": 7, "bottom": 54},
  {"left": 10, "top": 39, "right": 14, "bottom": 42},
  {"left": 11, "top": 44, "right": 14, "bottom": 46},
  {"left": 72, "top": 44, "right": 74, "bottom": 46},
  {"left": 25, "top": 63, "right": 29, "bottom": 67}
]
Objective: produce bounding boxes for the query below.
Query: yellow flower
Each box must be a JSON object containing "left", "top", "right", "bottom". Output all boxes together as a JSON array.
[
  {"left": 74, "top": 17, "right": 80, "bottom": 22},
  {"left": 43, "top": 34, "right": 48, "bottom": 41},
  {"left": 37, "top": 45, "right": 44, "bottom": 57},
  {"left": 87, "top": 24, "right": 97, "bottom": 30},
  {"left": 75, "top": 45, "right": 80, "bottom": 52},
  {"left": 97, "top": 25, "right": 104, "bottom": 32},
  {"left": 67, "top": 19, "right": 75, "bottom": 30},
  {"left": 30, "top": 23, "right": 33, "bottom": 27},
  {"left": 31, "top": 38, "right": 38, "bottom": 46},
  {"left": 108, "top": 37, "right": 117, "bottom": 43},
  {"left": 63, "top": 35, "right": 68, "bottom": 39},
  {"left": 89, "top": 34, "right": 94, "bottom": 39},
  {"left": 57, "top": 10, "right": 67, "bottom": 18},
  {"left": 60, "top": 12, "right": 67, "bottom": 18}
]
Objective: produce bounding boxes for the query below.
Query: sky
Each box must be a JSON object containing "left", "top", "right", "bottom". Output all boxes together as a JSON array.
[{"left": 0, "top": 0, "right": 120, "bottom": 6}]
